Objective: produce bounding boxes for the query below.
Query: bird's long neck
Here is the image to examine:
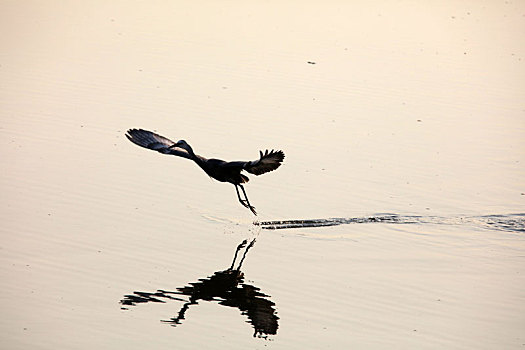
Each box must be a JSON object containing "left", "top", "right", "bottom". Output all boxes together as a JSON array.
[{"left": 184, "top": 144, "right": 206, "bottom": 167}]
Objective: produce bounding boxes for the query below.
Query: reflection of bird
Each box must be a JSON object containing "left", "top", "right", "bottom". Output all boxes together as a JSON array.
[
  {"left": 121, "top": 239, "right": 279, "bottom": 338},
  {"left": 126, "top": 129, "right": 285, "bottom": 215}
]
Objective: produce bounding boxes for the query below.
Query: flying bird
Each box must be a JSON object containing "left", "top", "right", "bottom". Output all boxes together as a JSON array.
[{"left": 126, "top": 129, "right": 284, "bottom": 215}]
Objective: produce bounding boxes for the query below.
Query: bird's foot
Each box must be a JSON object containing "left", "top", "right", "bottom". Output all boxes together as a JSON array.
[{"left": 239, "top": 199, "right": 257, "bottom": 215}]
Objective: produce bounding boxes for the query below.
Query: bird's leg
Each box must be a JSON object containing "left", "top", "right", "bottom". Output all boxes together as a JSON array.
[
  {"left": 230, "top": 240, "right": 248, "bottom": 270},
  {"left": 239, "top": 184, "right": 257, "bottom": 216},
  {"left": 236, "top": 238, "right": 256, "bottom": 270},
  {"left": 235, "top": 185, "right": 249, "bottom": 208}
]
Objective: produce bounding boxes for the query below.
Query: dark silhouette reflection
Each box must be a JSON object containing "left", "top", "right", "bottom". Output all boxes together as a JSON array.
[{"left": 120, "top": 239, "right": 279, "bottom": 338}]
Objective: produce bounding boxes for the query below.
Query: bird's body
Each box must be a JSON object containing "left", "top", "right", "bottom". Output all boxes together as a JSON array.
[
  {"left": 198, "top": 159, "right": 249, "bottom": 184},
  {"left": 126, "top": 129, "right": 284, "bottom": 215}
]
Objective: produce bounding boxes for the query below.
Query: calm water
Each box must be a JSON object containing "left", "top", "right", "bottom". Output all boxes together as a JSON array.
[{"left": 1, "top": 2, "right": 524, "bottom": 349}]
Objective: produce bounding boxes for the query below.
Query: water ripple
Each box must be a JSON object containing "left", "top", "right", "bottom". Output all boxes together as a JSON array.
[{"left": 257, "top": 213, "right": 525, "bottom": 233}]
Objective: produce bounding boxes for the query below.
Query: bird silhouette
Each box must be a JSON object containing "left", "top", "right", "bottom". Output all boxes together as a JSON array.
[
  {"left": 120, "top": 239, "right": 279, "bottom": 338},
  {"left": 126, "top": 129, "right": 284, "bottom": 215}
]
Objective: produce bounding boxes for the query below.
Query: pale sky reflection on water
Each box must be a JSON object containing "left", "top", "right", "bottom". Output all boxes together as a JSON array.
[{"left": 1, "top": 1, "right": 524, "bottom": 349}]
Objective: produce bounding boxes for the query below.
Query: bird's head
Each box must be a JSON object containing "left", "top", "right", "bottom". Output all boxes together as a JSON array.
[
  {"left": 172, "top": 140, "right": 194, "bottom": 154},
  {"left": 174, "top": 140, "right": 189, "bottom": 148}
]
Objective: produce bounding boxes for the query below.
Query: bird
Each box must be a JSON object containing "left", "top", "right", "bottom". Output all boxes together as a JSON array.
[{"left": 125, "top": 128, "right": 284, "bottom": 215}]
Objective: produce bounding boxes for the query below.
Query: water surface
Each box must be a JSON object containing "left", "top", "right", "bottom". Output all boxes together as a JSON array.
[{"left": 1, "top": 2, "right": 524, "bottom": 349}]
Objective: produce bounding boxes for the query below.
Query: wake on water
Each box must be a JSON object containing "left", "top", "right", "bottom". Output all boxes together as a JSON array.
[{"left": 255, "top": 213, "right": 525, "bottom": 233}]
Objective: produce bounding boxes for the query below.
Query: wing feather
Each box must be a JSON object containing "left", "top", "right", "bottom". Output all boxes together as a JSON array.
[
  {"left": 244, "top": 150, "right": 285, "bottom": 175},
  {"left": 126, "top": 129, "right": 191, "bottom": 159}
]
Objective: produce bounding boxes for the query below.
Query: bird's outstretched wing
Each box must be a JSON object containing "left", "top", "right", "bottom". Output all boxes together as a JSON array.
[
  {"left": 126, "top": 129, "right": 191, "bottom": 159},
  {"left": 244, "top": 150, "right": 285, "bottom": 175}
]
